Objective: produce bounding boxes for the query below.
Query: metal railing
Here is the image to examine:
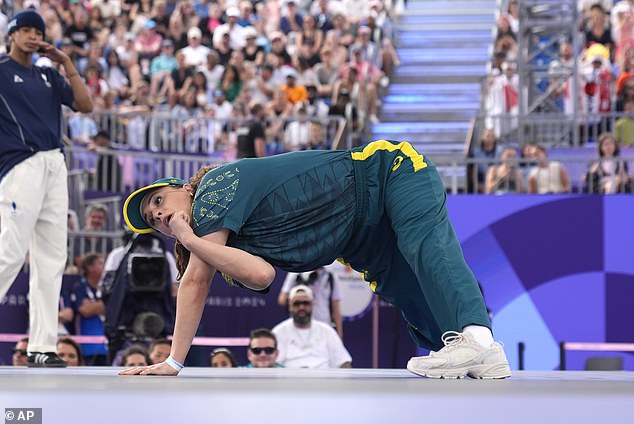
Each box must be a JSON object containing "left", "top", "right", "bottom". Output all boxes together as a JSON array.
[
  {"left": 470, "top": 111, "right": 634, "bottom": 148},
  {"left": 66, "top": 141, "right": 634, "bottom": 196},
  {"left": 64, "top": 112, "right": 349, "bottom": 154}
]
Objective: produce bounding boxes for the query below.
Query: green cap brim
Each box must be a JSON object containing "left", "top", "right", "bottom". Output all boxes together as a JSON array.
[{"left": 123, "top": 177, "right": 189, "bottom": 233}]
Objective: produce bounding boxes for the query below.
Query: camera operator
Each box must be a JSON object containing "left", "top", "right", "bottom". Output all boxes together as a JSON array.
[{"left": 99, "top": 231, "right": 178, "bottom": 363}]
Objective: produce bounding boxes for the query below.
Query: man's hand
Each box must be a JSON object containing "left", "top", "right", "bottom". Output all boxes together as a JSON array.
[
  {"left": 118, "top": 361, "right": 179, "bottom": 376},
  {"left": 36, "top": 41, "right": 70, "bottom": 65}
]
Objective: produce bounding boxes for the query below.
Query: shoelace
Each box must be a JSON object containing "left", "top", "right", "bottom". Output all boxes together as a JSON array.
[{"left": 430, "top": 331, "right": 464, "bottom": 356}]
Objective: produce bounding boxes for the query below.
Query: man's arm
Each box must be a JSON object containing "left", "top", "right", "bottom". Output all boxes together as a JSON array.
[
  {"left": 78, "top": 299, "right": 105, "bottom": 317},
  {"left": 62, "top": 58, "right": 93, "bottom": 113}
]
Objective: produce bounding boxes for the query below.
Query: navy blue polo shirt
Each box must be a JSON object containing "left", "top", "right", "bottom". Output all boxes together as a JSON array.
[{"left": 0, "top": 55, "right": 74, "bottom": 182}]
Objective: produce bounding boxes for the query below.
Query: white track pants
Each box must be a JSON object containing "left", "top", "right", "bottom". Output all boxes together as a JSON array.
[{"left": 0, "top": 150, "right": 68, "bottom": 353}]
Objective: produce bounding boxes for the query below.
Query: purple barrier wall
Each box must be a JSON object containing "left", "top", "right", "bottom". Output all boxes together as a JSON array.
[{"left": 2, "top": 195, "right": 633, "bottom": 369}]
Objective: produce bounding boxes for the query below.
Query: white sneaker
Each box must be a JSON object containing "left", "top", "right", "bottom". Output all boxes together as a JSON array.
[
  {"left": 369, "top": 114, "right": 380, "bottom": 124},
  {"left": 407, "top": 331, "right": 511, "bottom": 379}
]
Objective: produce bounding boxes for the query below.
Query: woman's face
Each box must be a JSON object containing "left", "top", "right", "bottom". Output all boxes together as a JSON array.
[
  {"left": 211, "top": 353, "right": 233, "bottom": 368},
  {"left": 601, "top": 137, "right": 616, "bottom": 157},
  {"left": 141, "top": 186, "right": 193, "bottom": 237},
  {"left": 57, "top": 342, "right": 80, "bottom": 366}
]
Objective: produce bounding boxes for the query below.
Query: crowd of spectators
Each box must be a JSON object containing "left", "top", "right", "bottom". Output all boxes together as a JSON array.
[
  {"left": 475, "top": 0, "right": 633, "bottom": 193},
  {"left": 0, "top": 0, "right": 399, "bottom": 156}
]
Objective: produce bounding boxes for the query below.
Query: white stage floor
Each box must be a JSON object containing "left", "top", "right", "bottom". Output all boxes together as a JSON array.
[{"left": 1, "top": 367, "right": 633, "bottom": 423}]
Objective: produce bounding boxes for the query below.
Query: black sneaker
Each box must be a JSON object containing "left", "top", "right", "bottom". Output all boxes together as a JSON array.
[{"left": 27, "top": 352, "right": 67, "bottom": 368}]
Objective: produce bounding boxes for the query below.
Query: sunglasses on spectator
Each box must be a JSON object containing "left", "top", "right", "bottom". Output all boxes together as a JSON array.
[
  {"left": 250, "top": 347, "right": 276, "bottom": 355},
  {"left": 13, "top": 349, "right": 27, "bottom": 356},
  {"left": 292, "top": 300, "right": 311, "bottom": 307}
]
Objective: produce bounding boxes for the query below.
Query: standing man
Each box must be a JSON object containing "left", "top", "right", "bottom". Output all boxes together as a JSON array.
[
  {"left": 236, "top": 102, "right": 267, "bottom": 158},
  {"left": 0, "top": 10, "right": 93, "bottom": 367}
]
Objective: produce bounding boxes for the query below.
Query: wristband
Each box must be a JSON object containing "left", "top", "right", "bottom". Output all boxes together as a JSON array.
[{"left": 165, "top": 356, "right": 184, "bottom": 372}]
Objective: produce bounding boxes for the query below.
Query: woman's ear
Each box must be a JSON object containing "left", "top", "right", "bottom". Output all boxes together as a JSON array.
[{"left": 183, "top": 183, "right": 194, "bottom": 196}]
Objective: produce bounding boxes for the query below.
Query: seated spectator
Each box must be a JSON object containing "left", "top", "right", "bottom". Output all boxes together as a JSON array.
[
  {"left": 216, "top": 64, "right": 243, "bottom": 102},
  {"left": 586, "top": 132, "right": 631, "bottom": 193},
  {"left": 64, "top": 7, "right": 93, "bottom": 58},
  {"left": 308, "top": 120, "right": 329, "bottom": 150},
  {"left": 283, "top": 106, "right": 311, "bottom": 151},
  {"left": 328, "top": 88, "right": 359, "bottom": 135},
  {"left": 279, "top": 0, "right": 303, "bottom": 35},
  {"left": 248, "top": 63, "right": 276, "bottom": 105},
  {"left": 166, "top": 12, "right": 189, "bottom": 51},
  {"left": 615, "top": 97, "right": 634, "bottom": 146},
  {"left": 181, "top": 26, "right": 212, "bottom": 68},
  {"left": 210, "top": 347, "right": 238, "bottom": 367},
  {"left": 468, "top": 128, "right": 501, "bottom": 193},
  {"left": 242, "top": 26, "right": 264, "bottom": 66},
  {"left": 168, "top": 51, "right": 195, "bottom": 97},
  {"left": 85, "top": 203, "right": 108, "bottom": 231},
  {"left": 297, "top": 15, "right": 323, "bottom": 61},
  {"left": 273, "top": 285, "right": 352, "bottom": 368},
  {"left": 148, "top": 338, "right": 172, "bottom": 365},
  {"left": 314, "top": 47, "right": 339, "bottom": 99},
  {"left": 303, "top": 84, "right": 329, "bottom": 120},
  {"left": 245, "top": 328, "right": 283, "bottom": 368},
  {"left": 150, "top": 39, "right": 178, "bottom": 99},
  {"left": 120, "top": 345, "right": 151, "bottom": 367},
  {"left": 281, "top": 68, "right": 307, "bottom": 105},
  {"left": 214, "top": 6, "right": 247, "bottom": 50},
  {"left": 104, "top": 49, "right": 131, "bottom": 102},
  {"left": 199, "top": 51, "right": 225, "bottom": 94},
  {"left": 70, "top": 253, "right": 108, "bottom": 365},
  {"left": 585, "top": 4, "right": 613, "bottom": 54},
  {"left": 12, "top": 337, "right": 28, "bottom": 366},
  {"left": 527, "top": 146, "right": 571, "bottom": 194},
  {"left": 71, "top": 204, "right": 111, "bottom": 267},
  {"left": 485, "top": 147, "right": 524, "bottom": 194},
  {"left": 57, "top": 337, "right": 84, "bottom": 366},
  {"left": 269, "top": 31, "right": 293, "bottom": 66}
]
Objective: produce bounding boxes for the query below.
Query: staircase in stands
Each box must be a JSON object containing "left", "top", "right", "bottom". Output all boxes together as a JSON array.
[{"left": 372, "top": 0, "right": 496, "bottom": 168}]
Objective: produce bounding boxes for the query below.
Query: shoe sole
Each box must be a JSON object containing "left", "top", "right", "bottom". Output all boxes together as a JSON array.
[{"left": 407, "top": 363, "right": 511, "bottom": 380}]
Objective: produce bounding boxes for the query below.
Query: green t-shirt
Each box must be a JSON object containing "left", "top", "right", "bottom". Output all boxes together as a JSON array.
[{"left": 192, "top": 150, "right": 357, "bottom": 271}]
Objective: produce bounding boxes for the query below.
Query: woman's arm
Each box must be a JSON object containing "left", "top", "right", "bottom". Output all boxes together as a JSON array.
[
  {"left": 167, "top": 211, "right": 275, "bottom": 290},
  {"left": 168, "top": 253, "right": 215, "bottom": 365},
  {"left": 119, "top": 247, "right": 216, "bottom": 375},
  {"left": 181, "top": 229, "right": 276, "bottom": 290}
]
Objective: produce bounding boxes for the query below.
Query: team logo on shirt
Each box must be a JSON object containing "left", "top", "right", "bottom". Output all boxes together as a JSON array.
[
  {"left": 13, "top": 75, "right": 23, "bottom": 83},
  {"left": 41, "top": 73, "right": 52, "bottom": 88}
]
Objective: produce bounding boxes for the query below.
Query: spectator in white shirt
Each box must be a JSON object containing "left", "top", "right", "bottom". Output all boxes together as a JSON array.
[
  {"left": 273, "top": 285, "right": 352, "bottom": 368},
  {"left": 180, "top": 26, "right": 212, "bottom": 68},
  {"left": 283, "top": 106, "right": 311, "bottom": 151}
]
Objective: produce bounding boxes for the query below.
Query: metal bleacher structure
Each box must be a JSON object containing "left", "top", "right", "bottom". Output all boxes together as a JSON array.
[{"left": 372, "top": 0, "right": 497, "bottom": 158}]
